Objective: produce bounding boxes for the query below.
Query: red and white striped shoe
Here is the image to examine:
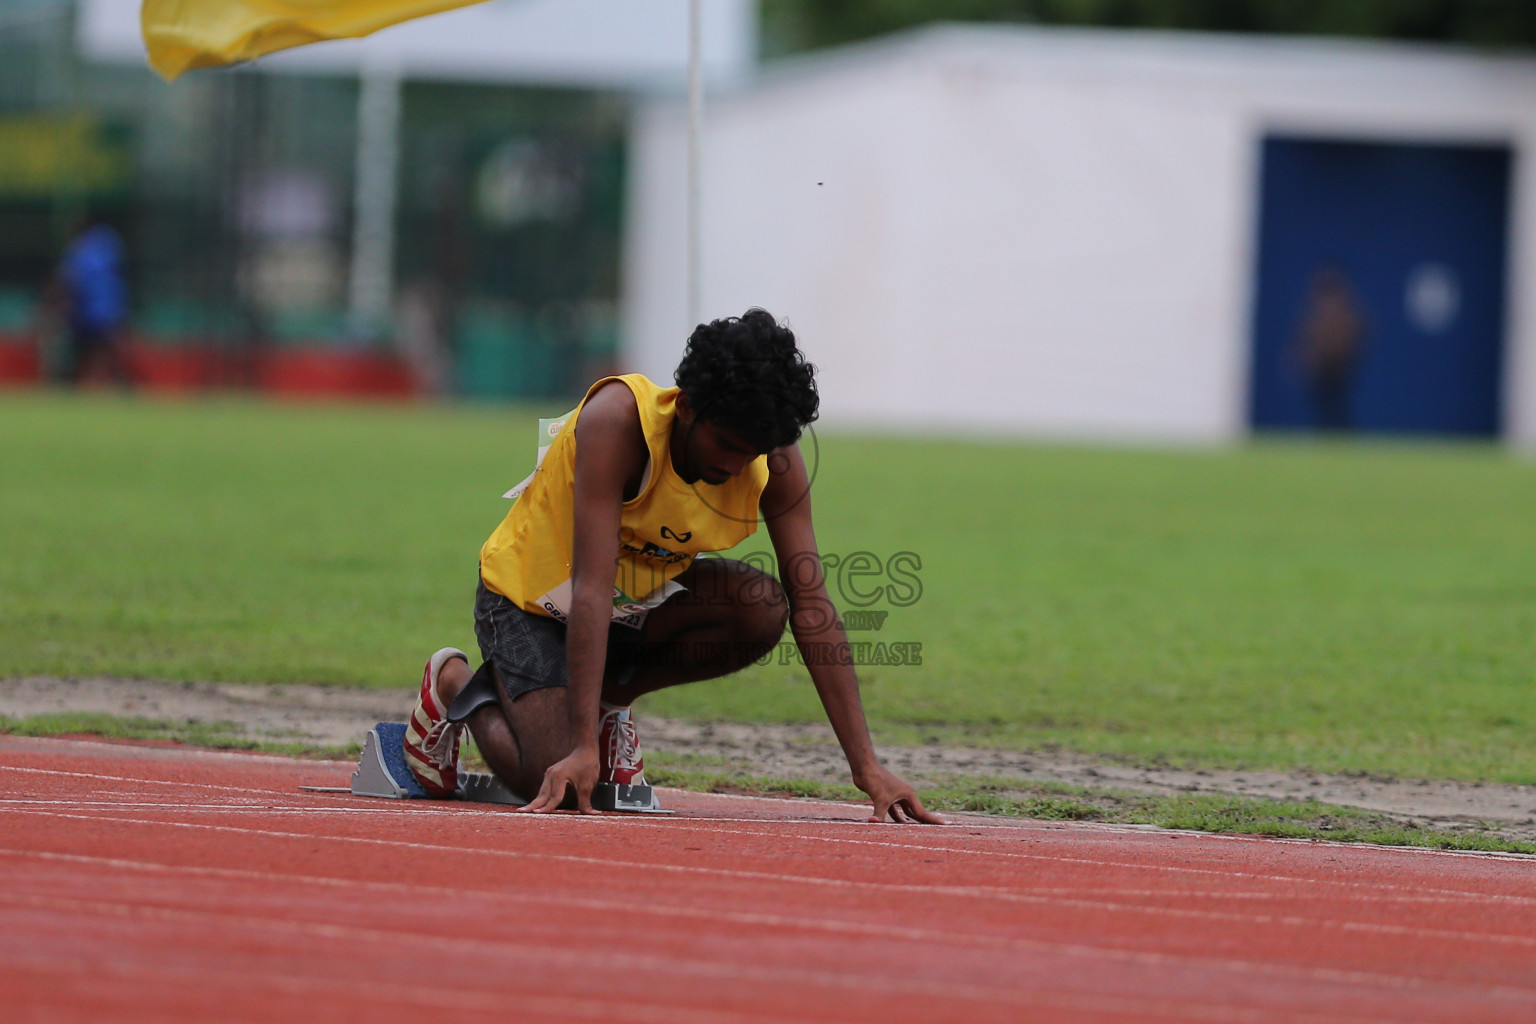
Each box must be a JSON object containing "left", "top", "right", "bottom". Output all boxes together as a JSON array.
[
  {"left": 598, "top": 702, "right": 646, "bottom": 787},
  {"left": 402, "top": 647, "right": 469, "bottom": 798}
]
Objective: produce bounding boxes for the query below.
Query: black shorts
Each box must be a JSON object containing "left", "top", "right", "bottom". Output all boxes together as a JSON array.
[{"left": 473, "top": 577, "right": 648, "bottom": 702}]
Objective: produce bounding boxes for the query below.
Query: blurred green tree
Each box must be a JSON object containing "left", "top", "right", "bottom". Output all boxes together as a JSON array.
[{"left": 762, "top": 0, "right": 1536, "bottom": 55}]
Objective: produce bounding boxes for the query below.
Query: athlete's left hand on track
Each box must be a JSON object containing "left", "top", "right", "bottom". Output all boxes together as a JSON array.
[
  {"left": 860, "top": 766, "right": 946, "bottom": 824},
  {"left": 518, "top": 746, "right": 600, "bottom": 815}
]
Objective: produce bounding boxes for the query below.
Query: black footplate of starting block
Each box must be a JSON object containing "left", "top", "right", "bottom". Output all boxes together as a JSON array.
[
  {"left": 349, "top": 723, "right": 668, "bottom": 813},
  {"left": 591, "top": 781, "right": 669, "bottom": 814}
]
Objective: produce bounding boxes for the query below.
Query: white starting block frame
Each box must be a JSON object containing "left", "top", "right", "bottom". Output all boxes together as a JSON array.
[{"left": 347, "top": 723, "right": 667, "bottom": 813}]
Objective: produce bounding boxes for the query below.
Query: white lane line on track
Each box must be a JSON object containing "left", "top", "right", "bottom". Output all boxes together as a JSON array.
[
  {"left": 0, "top": 890, "right": 1474, "bottom": 1024},
  {"left": 0, "top": 735, "right": 357, "bottom": 767},
  {"left": 0, "top": 843, "right": 1505, "bottom": 910},
  {"left": 5, "top": 765, "right": 1533, "bottom": 903},
  {"left": 8, "top": 806, "right": 1536, "bottom": 951},
  {"left": 5, "top": 758, "right": 1523, "bottom": 841},
  {"left": 7, "top": 774, "right": 1535, "bottom": 907},
  {"left": 0, "top": 800, "right": 506, "bottom": 813},
  {"left": 0, "top": 765, "right": 311, "bottom": 795},
  {"left": 4, "top": 954, "right": 1411, "bottom": 1024},
  {"left": 4, "top": 955, "right": 823, "bottom": 1024},
  {"left": 1190, "top": 830, "right": 1536, "bottom": 861},
  {"left": 0, "top": 798, "right": 493, "bottom": 811},
  {"left": 6, "top": 741, "right": 1534, "bottom": 862},
  {"left": 5, "top": 845, "right": 1527, "bottom": 999},
  {"left": 0, "top": 793, "right": 872, "bottom": 825},
  {"left": 516, "top": 816, "right": 1536, "bottom": 905},
  {"left": 0, "top": 768, "right": 872, "bottom": 819},
  {"left": 9, "top": 756, "right": 1535, "bottom": 882}
]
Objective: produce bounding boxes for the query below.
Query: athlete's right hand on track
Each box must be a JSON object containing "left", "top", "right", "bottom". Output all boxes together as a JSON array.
[
  {"left": 860, "top": 765, "right": 947, "bottom": 825},
  {"left": 519, "top": 746, "right": 600, "bottom": 814}
]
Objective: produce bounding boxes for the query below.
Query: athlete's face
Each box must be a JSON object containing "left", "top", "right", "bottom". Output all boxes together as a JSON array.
[
  {"left": 674, "top": 394, "right": 761, "bottom": 485},
  {"left": 692, "top": 421, "right": 759, "bottom": 485}
]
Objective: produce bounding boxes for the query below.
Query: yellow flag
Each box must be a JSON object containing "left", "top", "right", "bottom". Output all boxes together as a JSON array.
[{"left": 141, "top": 0, "right": 488, "bottom": 81}]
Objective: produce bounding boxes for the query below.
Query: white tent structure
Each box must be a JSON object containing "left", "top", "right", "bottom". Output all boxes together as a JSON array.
[{"left": 623, "top": 25, "right": 1536, "bottom": 446}]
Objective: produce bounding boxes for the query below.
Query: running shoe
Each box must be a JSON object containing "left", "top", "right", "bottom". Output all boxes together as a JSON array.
[
  {"left": 598, "top": 702, "right": 647, "bottom": 786},
  {"left": 402, "top": 647, "right": 469, "bottom": 798}
]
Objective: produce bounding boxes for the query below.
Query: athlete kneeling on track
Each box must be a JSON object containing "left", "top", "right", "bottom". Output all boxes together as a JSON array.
[{"left": 403, "top": 308, "right": 943, "bottom": 824}]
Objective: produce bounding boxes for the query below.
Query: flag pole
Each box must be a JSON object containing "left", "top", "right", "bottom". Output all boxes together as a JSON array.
[
  {"left": 686, "top": 0, "right": 703, "bottom": 332},
  {"left": 349, "top": 51, "right": 402, "bottom": 341}
]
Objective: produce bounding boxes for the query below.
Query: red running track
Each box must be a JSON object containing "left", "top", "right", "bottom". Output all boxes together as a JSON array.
[{"left": 2, "top": 734, "right": 1535, "bottom": 1024}]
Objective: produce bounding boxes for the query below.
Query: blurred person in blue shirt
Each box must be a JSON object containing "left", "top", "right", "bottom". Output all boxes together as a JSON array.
[{"left": 57, "top": 214, "right": 131, "bottom": 387}]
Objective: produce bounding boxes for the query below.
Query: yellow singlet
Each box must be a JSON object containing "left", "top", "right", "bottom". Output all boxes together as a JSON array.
[{"left": 479, "top": 374, "right": 769, "bottom": 626}]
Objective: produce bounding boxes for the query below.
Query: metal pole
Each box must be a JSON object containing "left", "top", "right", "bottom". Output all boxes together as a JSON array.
[
  {"left": 686, "top": 0, "right": 703, "bottom": 331},
  {"left": 349, "top": 53, "right": 402, "bottom": 342}
]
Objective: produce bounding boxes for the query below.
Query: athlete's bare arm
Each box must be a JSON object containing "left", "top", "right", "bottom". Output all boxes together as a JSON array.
[
  {"left": 519, "top": 382, "right": 647, "bottom": 813},
  {"left": 761, "top": 445, "right": 945, "bottom": 825}
]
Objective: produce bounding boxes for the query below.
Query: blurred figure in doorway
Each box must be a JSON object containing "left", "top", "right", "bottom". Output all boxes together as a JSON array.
[
  {"left": 55, "top": 214, "right": 131, "bottom": 387},
  {"left": 1296, "top": 266, "right": 1365, "bottom": 432}
]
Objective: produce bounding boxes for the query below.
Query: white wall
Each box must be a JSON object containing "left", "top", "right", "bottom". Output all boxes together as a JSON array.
[
  {"left": 626, "top": 57, "right": 939, "bottom": 424},
  {"left": 623, "top": 26, "right": 1536, "bottom": 445}
]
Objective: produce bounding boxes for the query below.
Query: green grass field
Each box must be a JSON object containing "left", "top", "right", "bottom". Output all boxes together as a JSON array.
[{"left": 3, "top": 392, "right": 1534, "bottom": 782}]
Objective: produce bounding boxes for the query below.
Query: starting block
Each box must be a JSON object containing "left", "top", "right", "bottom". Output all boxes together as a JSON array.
[
  {"left": 347, "top": 723, "right": 668, "bottom": 813},
  {"left": 350, "top": 723, "right": 522, "bottom": 804},
  {"left": 591, "top": 781, "right": 666, "bottom": 813}
]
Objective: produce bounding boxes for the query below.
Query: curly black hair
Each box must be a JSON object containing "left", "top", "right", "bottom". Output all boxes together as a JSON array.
[{"left": 673, "top": 308, "right": 819, "bottom": 451}]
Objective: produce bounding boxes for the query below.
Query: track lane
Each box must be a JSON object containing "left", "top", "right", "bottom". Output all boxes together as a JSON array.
[{"left": 4, "top": 735, "right": 1535, "bottom": 1024}]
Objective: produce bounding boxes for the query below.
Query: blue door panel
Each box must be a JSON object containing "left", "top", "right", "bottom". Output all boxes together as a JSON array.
[{"left": 1250, "top": 137, "right": 1510, "bottom": 436}]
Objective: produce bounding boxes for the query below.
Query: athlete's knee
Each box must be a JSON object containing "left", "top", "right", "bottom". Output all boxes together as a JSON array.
[{"left": 737, "top": 575, "right": 788, "bottom": 654}]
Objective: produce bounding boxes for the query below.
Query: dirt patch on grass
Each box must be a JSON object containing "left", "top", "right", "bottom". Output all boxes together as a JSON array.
[{"left": 6, "top": 675, "right": 1535, "bottom": 842}]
